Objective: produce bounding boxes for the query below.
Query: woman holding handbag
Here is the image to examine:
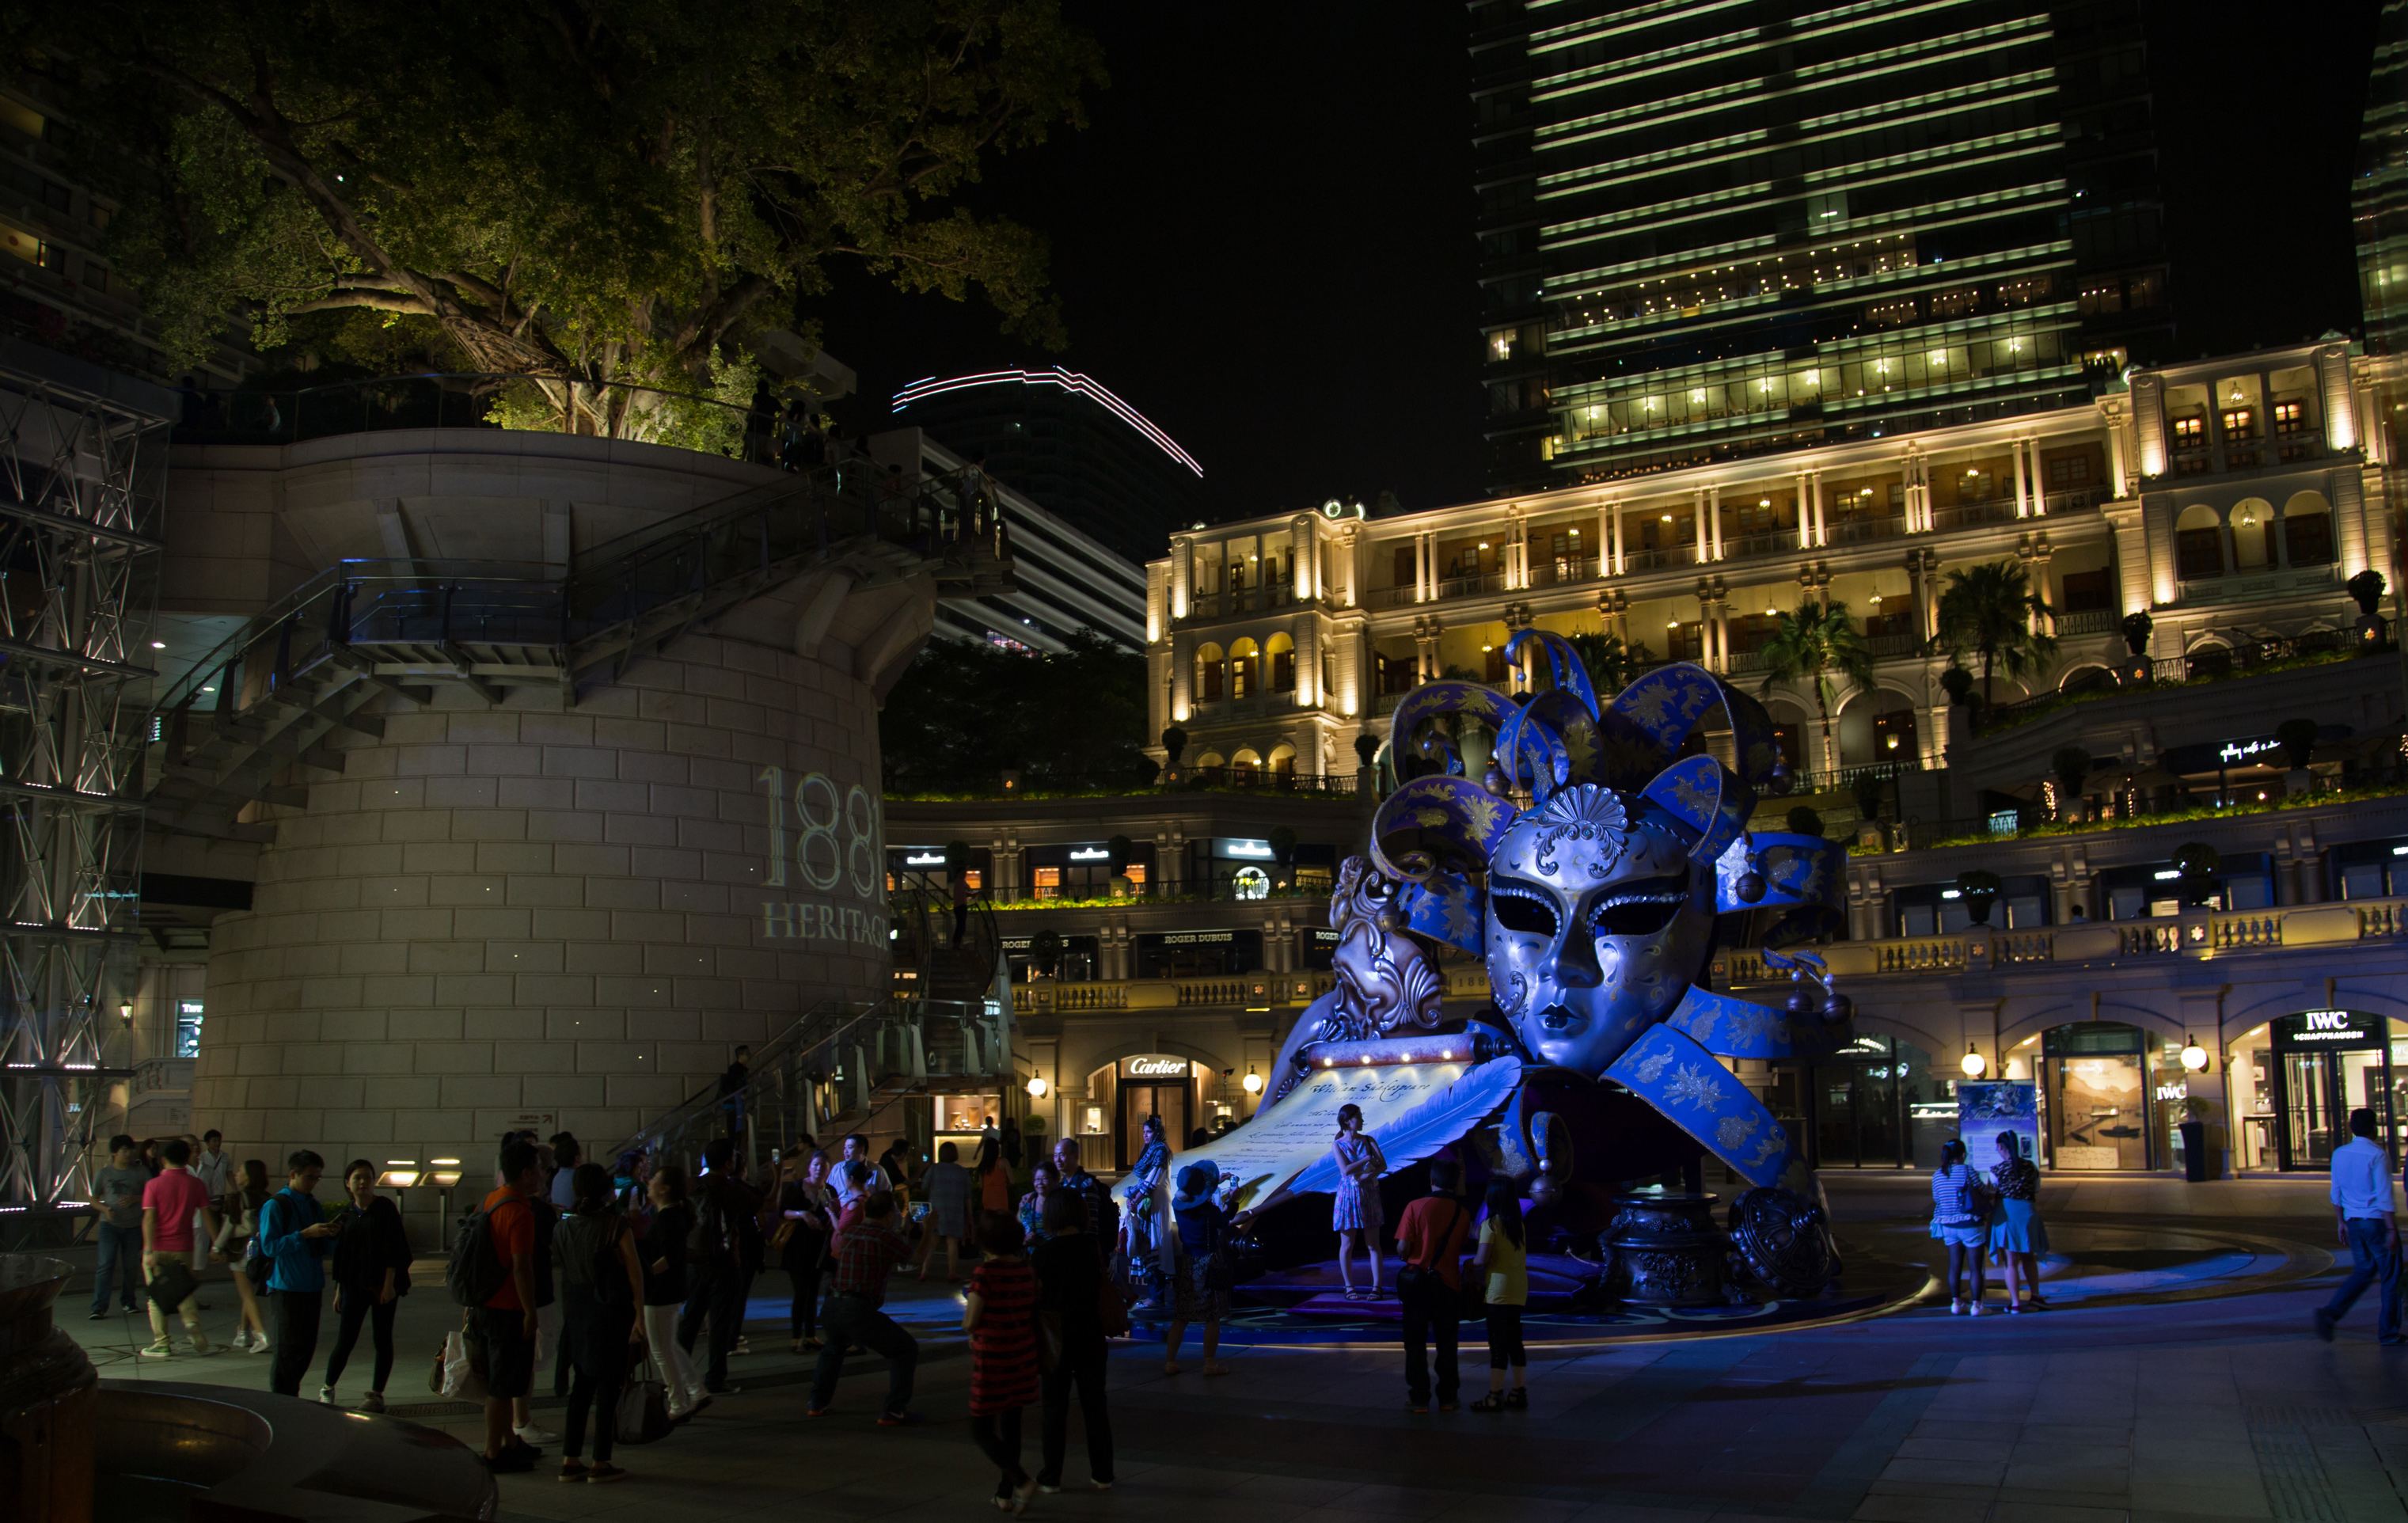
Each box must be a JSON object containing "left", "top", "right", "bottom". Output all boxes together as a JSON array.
[
  {"left": 964, "top": 1216, "right": 1042, "bottom": 1514},
  {"left": 320, "top": 1159, "right": 412, "bottom": 1411},
  {"left": 1468, "top": 1183, "right": 1529, "bottom": 1411},
  {"left": 1329, "top": 1104, "right": 1387, "bottom": 1300},
  {"left": 555, "top": 1163, "right": 647, "bottom": 1484},
  {"left": 1931, "top": 1138, "right": 1992, "bottom": 1315},
  {"left": 777, "top": 1151, "right": 834, "bottom": 1352},
  {"left": 1161, "top": 1163, "right": 1232, "bottom": 1377}
]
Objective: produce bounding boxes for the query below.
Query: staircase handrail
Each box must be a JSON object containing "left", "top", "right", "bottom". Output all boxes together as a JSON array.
[
  {"left": 608, "top": 994, "right": 874, "bottom": 1158},
  {"left": 147, "top": 457, "right": 1005, "bottom": 731}
]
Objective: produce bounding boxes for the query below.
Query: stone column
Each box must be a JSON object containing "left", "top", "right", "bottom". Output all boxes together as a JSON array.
[
  {"left": 1692, "top": 490, "right": 1708, "bottom": 564},
  {"left": 2132, "top": 372, "right": 2168, "bottom": 478},
  {"left": 1170, "top": 534, "right": 1191, "bottom": 620},
  {"left": 1708, "top": 487, "right": 1724, "bottom": 561},
  {"left": 2011, "top": 435, "right": 2030, "bottom": 518},
  {"left": 1795, "top": 470, "right": 1813, "bottom": 548},
  {"left": 1608, "top": 501, "right": 1624, "bottom": 574},
  {"left": 2317, "top": 341, "right": 2357, "bottom": 450}
]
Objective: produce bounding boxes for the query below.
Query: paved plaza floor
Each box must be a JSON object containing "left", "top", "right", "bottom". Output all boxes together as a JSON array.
[{"left": 59, "top": 1173, "right": 2408, "bottom": 1523}]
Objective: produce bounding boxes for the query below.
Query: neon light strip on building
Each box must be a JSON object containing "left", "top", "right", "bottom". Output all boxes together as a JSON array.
[{"left": 893, "top": 367, "right": 1203, "bottom": 477}]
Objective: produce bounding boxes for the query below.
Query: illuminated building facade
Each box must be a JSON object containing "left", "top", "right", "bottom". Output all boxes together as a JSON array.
[
  {"left": 1472, "top": 0, "right": 2171, "bottom": 494},
  {"left": 1151, "top": 341, "right": 2381, "bottom": 789}
]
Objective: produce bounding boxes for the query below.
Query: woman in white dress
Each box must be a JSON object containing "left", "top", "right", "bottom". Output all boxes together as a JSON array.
[{"left": 1328, "top": 1104, "right": 1387, "bottom": 1300}]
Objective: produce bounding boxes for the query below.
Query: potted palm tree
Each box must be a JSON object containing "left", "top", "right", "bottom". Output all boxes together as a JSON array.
[
  {"left": 1757, "top": 598, "right": 1875, "bottom": 779},
  {"left": 1934, "top": 559, "right": 2057, "bottom": 709},
  {"left": 1354, "top": 730, "right": 1381, "bottom": 795}
]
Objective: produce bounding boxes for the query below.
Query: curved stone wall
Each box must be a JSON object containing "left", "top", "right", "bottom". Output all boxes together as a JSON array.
[{"left": 180, "top": 433, "right": 930, "bottom": 1198}]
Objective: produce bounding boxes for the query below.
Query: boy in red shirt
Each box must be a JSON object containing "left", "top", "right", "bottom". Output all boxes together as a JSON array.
[
  {"left": 477, "top": 1140, "right": 545, "bottom": 1472},
  {"left": 141, "top": 1136, "right": 217, "bottom": 1354}
]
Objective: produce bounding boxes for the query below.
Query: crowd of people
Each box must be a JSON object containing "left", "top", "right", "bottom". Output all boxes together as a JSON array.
[{"left": 86, "top": 1101, "right": 1546, "bottom": 1503}]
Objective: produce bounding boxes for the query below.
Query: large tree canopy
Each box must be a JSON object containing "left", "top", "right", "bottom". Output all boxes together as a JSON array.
[
  {"left": 880, "top": 631, "right": 1153, "bottom": 792},
  {"left": 20, "top": 1, "right": 1102, "bottom": 427}
]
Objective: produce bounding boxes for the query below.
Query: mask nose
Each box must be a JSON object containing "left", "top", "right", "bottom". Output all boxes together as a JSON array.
[{"left": 1551, "top": 922, "right": 1602, "bottom": 989}]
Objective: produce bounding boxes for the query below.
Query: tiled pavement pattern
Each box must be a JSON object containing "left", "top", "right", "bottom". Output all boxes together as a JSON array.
[{"left": 63, "top": 1174, "right": 2408, "bottom": 1523}]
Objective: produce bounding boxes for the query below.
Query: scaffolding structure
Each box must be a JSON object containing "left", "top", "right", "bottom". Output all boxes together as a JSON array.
[{"left": 0, "top": 348, "right": 164, "bottom": 1232}]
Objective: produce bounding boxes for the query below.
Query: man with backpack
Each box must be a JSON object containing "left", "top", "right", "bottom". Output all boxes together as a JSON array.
[
  {"left": 676, "top": 1137, "right": 761, "bottom": 1396},
  {"left": 255, "top": 1150, "right": 336, "bottom": 1396},
  {"left": 1392, "top": 1159, "right": 1472, "bottom": 1415},
  {"left": 461, "top": 1140, "right": 546, "bottom": 1472}
]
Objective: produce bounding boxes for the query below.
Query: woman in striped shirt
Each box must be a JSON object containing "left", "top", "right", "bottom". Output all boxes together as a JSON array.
[
  {"left": 965, "top": 1215, "right": 1042, "bottom": 1514},
  {"left": 1930, "top": 1138, "right": 1992, "bottom": 1316}
]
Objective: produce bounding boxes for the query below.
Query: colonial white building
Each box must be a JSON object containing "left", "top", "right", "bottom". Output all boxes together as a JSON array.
[{"left": 1150, "top": 341, "right": 2391, "bottom": 784}]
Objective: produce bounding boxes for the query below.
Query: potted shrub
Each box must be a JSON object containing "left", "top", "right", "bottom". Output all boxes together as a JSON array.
[
  {"left": 1267, "top": 825, "right": 1298, "bottom": 890},
  {"left": 1848, "top": 770, "right": 1885, "bottom": 823},
  {"left": 2119, "top": 610, "right": 2154, "bottom": 657},
  {"left": 2276, "top": 719, "right": 2320, "bottom": 796},
  {"left": 1354, "top": 729, "right": 1382, "bottom": 794},
  {"left": 1954, "top": 868, "right": 2003, "bottom": 926},
  {"left": 2178, "top": 1095, "right": 2212, "bottom": 1183},
  {"left": 1785, "top": 805, "right": 1825, "bottom": 838},
  {"left": 2349, "top": 568, "right": 2388, "bottom": 619},
  {"left": 1160, "top": 725, "right": 1188, "bottom": 784},
  {"left": 2051, "top": 745, "right": 2091, "bottom": 821},
  {"left": 1107, "top": 834, "right": 1135, "bottom": 898},
  {"left": 1939, "top": 666, "right": 1973, "bottom": 705},
  {"left": 2173, "top": 841, "right": 2220, "bottom": 908},
  {"left": 1030, "top": 929, "right": 1064, "bottom": 978}
]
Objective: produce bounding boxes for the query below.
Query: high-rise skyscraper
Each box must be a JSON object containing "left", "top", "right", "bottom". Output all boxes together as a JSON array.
[
  {"left": 1472, "top": 1, "right": 2169, "bottom": 495},
  {"left": 2358, "top": 1, "right": 2408, "bottom": 362}
]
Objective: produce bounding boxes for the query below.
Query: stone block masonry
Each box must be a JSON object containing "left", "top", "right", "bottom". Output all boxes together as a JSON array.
[{"left": 189, "top": 624, "right": 895, "bottom": 1210}]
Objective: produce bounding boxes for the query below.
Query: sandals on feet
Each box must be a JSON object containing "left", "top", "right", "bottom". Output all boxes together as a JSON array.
[{"left": 1469, "top": 1393, "right": 1509, "bottom": 1413}]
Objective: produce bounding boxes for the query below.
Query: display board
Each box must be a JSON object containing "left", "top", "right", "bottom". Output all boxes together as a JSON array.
[
  {"left": 1177, "top": 1056, "right": 1524, "bottom": 1214},
  {"left": 1957, "top": 1081, "right": 2038, "bottom": 1168}
]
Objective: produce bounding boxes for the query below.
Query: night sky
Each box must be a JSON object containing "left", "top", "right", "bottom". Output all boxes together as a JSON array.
[{"left": 814, "top": 1, "right": 2383, "bottom": 534}]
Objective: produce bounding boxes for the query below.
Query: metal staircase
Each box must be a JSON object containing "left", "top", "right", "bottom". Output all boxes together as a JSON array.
[
  {"left": 610, "top": 990, "right": 1016, "bottom": 1183},
  {"left": 142, "top": 461, "right": 1012, "bottom": 841}
]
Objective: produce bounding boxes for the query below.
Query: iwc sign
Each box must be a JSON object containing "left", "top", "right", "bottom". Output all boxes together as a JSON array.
[
  {"left": 2273, "top": 1009, "right": 2385, "bottom": 1048},
  {"left": 1122, "top": 1055, "right": 1191, "bottom": 1079}
]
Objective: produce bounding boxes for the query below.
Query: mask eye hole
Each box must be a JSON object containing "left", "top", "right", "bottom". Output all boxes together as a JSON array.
[{"left": 1491, "top": 888, "right": 1559, "bottom": 938}]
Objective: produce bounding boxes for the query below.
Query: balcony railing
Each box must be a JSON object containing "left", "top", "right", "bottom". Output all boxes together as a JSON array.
[
  {"left": 1977, "top": 624, "right": 2383, "bottom": 735},
  {"left": 1725, "top": 896, "right": 2408, "bottom": 985}
]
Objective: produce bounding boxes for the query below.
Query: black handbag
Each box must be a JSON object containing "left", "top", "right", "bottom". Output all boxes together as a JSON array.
[{"left": 146, "top": 1259, "right": 199, "bottom": 1312}]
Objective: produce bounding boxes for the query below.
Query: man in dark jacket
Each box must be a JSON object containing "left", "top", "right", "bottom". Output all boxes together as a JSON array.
[{"left": 676, "top": 1137, "right": 762, "bottom": 1395}]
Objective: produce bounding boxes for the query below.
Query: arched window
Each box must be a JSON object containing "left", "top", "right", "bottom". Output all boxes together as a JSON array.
[
  {"left": 1229, "top": 638, "right": 1261, "bottom": 700},
  {"left": 2281, "top": 491, "right": 2333, "bottom": 566},
  {"left": 1194, "top": 643, "right": 1225, "bottom": 703},
  {"left": 2174, "top": 503, "right": 2223, "bottom": 580},
  {"left": 1267, "top": 742, "right": 1297, "bottom": 782},
  {"left": 2229, "top": 497, "right": 2275, "bottom": 570},
  {"left": 1265, "top": 632, "right": 1296, "bottom": 692},
  {"left": 1230, "top": 747, "right": 1262, "bottom": 782}
]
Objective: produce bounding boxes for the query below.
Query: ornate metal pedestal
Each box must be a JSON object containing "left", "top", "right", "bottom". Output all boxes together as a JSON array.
[
  {"left": 1596, "top": 1192, "right": 1729, "bottom": 1308},
  {"left": 0, "top": 1255, "right": 97, "bottom": 1523}
]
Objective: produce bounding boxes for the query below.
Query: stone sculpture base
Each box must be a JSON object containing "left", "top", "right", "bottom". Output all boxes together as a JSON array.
[
  {"left": 0, "top": 1255, "right": 97, "bottom": 1523},
  {"left": 1596, "top": 1192, "right": 1731, "bottom": 1308}
]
